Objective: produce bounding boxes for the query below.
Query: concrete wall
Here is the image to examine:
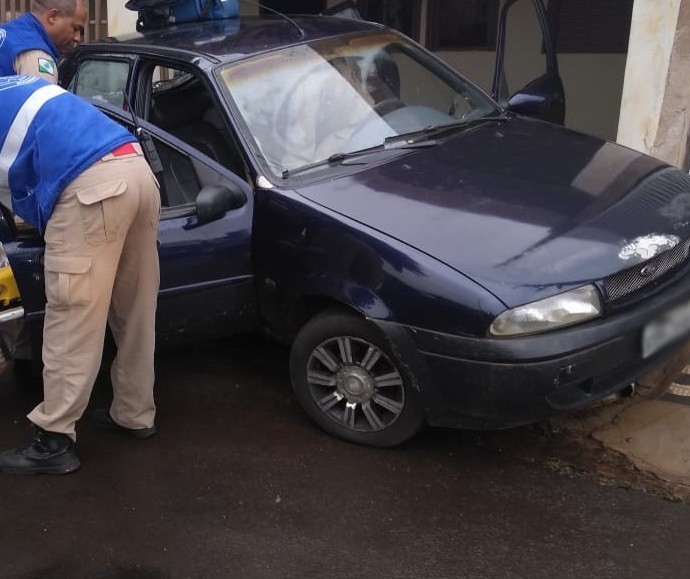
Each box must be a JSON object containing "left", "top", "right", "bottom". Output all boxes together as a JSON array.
[{"left": 617, "top": 0, "right": 690, "bottom": 168}]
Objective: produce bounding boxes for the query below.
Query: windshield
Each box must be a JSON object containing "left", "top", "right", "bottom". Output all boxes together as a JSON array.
[{"left": 218, "top": 32, "right": 499, "bottom": 178}]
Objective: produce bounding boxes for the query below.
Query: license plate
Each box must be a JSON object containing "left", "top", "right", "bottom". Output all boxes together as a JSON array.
[{"left": 642, "top": 299, "right": 690, "bottom": 358}]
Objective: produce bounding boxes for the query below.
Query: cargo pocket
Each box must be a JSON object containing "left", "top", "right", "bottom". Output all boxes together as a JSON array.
[
  {"left": 75, "top": 179, "right": 127, "bottom": 245},
  {"left": 44, "top": 255, "right": 92, "bottom": 309}
]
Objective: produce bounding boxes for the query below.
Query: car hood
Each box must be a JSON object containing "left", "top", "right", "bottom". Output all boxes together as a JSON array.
[{"left": 295, "top": 117, "right": 690, "bottom": 307}]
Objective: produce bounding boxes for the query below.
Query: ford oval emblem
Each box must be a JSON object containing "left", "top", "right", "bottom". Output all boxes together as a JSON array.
[
  {"left": 639, "top": 263, "right": 658, "bottom": 277},
  {"left": 619, "top": 234, "right": 680, "bottom": 261}
]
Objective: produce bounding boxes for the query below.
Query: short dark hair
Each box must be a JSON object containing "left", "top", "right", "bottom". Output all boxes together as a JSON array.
[{"left": 32, "top": 0, "right": 85, "bottom": 16}]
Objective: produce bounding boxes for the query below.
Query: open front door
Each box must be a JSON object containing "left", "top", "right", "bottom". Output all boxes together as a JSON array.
[
  {"left": 491, "top": 0, "right": 565, "bottom": 125},
  {"left": 93, "top": 103, "right": 256, "bottom": 347}
]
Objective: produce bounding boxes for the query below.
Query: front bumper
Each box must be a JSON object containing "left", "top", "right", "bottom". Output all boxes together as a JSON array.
[{"left": 373, "top": 273, "right": 690, "bottom": 429}]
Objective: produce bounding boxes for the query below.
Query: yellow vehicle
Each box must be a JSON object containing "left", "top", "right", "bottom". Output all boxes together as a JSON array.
[
  {"left": 0, "top": 258, "right": 20, "bottom": 310},
  {"left": 0, "top": 249, "right": 26, "bottom": 363}
]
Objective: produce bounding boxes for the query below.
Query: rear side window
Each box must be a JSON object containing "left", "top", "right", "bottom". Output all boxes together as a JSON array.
[{"left": 69, "top": 60, "right": 130, "bottom": 109}]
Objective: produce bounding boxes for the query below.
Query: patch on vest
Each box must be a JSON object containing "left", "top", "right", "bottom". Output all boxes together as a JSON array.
[
  {"left": 38, "top": 57, "right": 55, "bottom": 76},
  {"left": 0, "top": 29, "right": 6, "bottom": 49},
  {"left": 0, "top": 75, "right": 40, "bottom": 93}
]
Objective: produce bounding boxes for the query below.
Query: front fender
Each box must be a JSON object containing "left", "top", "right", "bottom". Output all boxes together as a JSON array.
[{"left": 254, "top": 189, "right": 506, "bottom": 338}]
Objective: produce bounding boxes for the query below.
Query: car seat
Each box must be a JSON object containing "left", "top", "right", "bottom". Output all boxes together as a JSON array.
[{"left": 149, "top": 78, "right": 244, "bottom": 175}]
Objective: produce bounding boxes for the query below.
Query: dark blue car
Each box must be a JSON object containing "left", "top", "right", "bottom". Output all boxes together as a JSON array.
[{"left": 2, "top": 14, "right": 690, "bottom": 447}]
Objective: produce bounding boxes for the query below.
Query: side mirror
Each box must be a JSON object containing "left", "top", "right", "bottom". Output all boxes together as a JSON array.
[
  {"left": 196, "top": 184, "right": 246, "bottom": 225},
  {"left": 506, "top": 73, "right": 565, "bottom": 124}
]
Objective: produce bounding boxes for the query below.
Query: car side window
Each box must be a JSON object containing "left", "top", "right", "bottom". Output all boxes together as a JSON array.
[
  {"left": 87, "top": 107, "right": 210, "bottom": 211},
  {"left": 152, "top": 135, "right": 201, "bottom": 208},
  {"left": 143, "top": 63, "right": 247, "bottom": 178},
  {"left": 69, "top": 60, "right": 130, "bottom": 109}
]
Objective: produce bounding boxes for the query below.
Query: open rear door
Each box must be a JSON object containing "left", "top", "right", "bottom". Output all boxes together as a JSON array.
[{"left": 491, "top": 0, "right": 565, "bottom": 125}]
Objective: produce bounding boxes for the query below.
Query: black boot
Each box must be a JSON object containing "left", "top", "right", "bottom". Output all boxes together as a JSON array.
[
  {"left": 91, "top": 408, "right": 156, "bottom": 440},
  {"left": 0, "top": 426, "right": 80, "bottom": 475}
]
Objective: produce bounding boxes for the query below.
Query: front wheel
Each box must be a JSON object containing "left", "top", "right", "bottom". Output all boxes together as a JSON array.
[{"left": 289, "top": 312, "right": 424, "bottom": 447}]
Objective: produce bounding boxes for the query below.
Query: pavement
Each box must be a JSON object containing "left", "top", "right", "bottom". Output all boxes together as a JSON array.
[
  {"left": 592, "top": 372, "right": 690, "bottom": 489},
  {"left": 594, "top": 398, "right": 689, "bottom": 485}
]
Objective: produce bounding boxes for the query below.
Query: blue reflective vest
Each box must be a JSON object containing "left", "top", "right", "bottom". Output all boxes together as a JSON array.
[
  {"left": 0, "top": 76, "right": 136, "bottom": 233},
  {"left": 0, "top": 13, "right": 59, "bottom": 77}
]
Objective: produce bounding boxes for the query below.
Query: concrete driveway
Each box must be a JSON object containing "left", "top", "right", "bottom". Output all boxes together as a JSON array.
[{"left": 591, "top": 375, "right": 690, "bottom": 489}]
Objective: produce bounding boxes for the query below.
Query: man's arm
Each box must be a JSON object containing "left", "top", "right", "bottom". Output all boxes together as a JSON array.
[{"left": 13, "top": 50, "right": 58, "bottom": 84}]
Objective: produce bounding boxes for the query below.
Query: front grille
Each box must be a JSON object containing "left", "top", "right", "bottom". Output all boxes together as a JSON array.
[{"left": 603, "top": 238, "right": 690, "bottom": 302}]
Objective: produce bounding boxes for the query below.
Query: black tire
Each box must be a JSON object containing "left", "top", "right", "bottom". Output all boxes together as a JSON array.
[{"left": 289, "top": 312, "right": 424, "bottom": 447}]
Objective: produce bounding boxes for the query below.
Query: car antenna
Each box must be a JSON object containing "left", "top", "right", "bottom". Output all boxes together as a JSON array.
[{"left": 238, "top": 0, "right": 305, "bottom": 38}]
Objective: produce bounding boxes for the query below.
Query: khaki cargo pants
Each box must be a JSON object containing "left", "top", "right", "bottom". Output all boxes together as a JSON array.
[{"left": 28, "top": 147, "right": 161, "bottom": 440}]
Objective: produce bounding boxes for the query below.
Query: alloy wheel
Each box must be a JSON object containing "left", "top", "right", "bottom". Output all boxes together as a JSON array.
[{"left": 306, "top": 335, "right": 405, "bottom": 432}]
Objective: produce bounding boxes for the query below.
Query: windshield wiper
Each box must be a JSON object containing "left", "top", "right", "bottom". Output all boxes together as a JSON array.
[
  {"left": 385, "top": 114, "right": 510, "bottom": 146},
  {"left": 282, "top": 139, "right": 436, "bottom": 179},
  {"left": 281, "top": 114, "right": 508, "bottom": 179}
]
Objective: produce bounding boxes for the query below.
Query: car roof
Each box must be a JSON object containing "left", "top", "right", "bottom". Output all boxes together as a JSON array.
[{"left": 90, "top": 15, "right": 385, "bottom": 64}]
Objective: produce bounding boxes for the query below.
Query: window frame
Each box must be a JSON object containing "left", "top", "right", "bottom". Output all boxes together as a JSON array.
[
  {"left": 134, "top": 56, "right": 249, "bottom": 181},
  {"left": 259, "top": 0, "right": 326, "bottom": 14},
  {"left": 426, "top": 0, "right": 499, "bottom": 52},
  {"left": 358, "top": 0, "right": 422, "bottom": 42},
  {"left": 547, "top": 0, "right": 634, "bottom": 54}
]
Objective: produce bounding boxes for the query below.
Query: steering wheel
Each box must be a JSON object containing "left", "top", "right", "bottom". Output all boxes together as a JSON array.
[{"left": 373, "top": 97, "right": 405, "bottom": 117}]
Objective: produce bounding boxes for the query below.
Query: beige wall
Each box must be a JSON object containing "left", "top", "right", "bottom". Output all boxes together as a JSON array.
[
  {"left": 109, "top": 0, "right": 628, "bottom": 141},
  {"left": 332, "top": 0, "right": 626, "bottom": 140},
  {"left": 240, "top": 3, "right": 259, "bottom": 16},
  {"left": 432, "top": 1, "right": 627, "bottom": 141},
  {"left": 106, "top": 1, "right": 137, "bottom": 35},
  {"left": 437, "top": 53, "right": 626, "bottom": 142}
]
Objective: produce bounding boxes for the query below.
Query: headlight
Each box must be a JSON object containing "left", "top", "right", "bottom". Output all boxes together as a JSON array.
[{"left": 490, "top": 285, "right": 602, "bottom": 337}]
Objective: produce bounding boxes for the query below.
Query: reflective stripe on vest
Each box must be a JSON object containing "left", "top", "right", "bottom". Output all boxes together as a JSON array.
[{"left": 0, "top": 83, "right": 64, "bottom": 189}]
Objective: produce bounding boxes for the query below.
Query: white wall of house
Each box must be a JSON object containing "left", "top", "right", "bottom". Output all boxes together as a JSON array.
[{"left": 106, "top": 1, "right": 138, "bottom": 35}]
